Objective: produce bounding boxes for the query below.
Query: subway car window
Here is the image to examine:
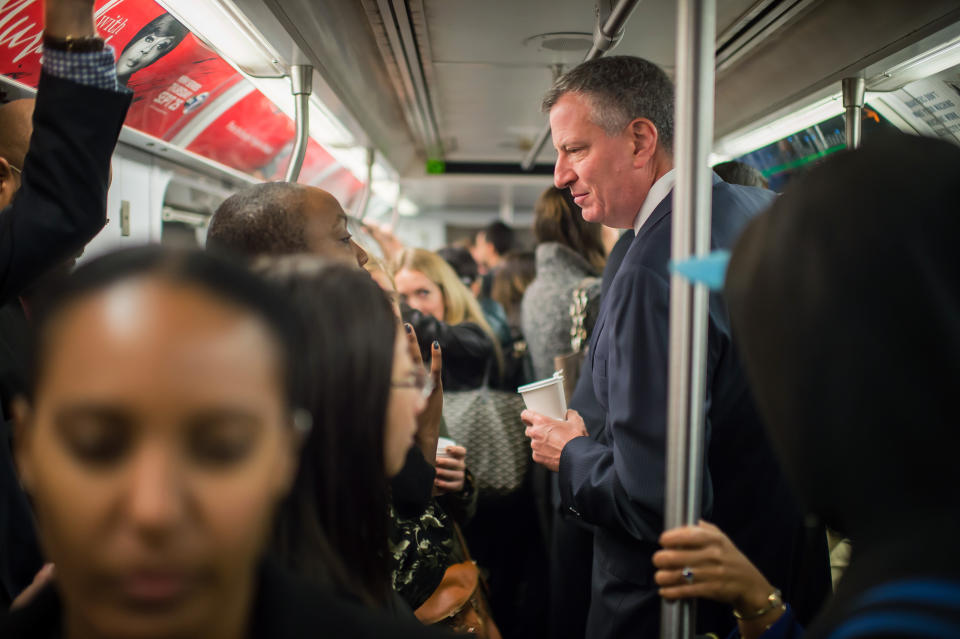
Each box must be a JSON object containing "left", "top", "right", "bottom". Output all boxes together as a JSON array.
[{"left": 732, "top": 107, "right": 901, "bottom": 192}]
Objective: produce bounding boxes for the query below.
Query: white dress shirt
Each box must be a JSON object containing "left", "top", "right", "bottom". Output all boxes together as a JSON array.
[{"left": 632, "top": 168, "right": 677, "bottom": 235}]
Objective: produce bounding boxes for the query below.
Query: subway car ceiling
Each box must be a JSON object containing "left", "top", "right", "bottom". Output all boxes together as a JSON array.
[{"left": 2, "top": 0, "right": 960, "bottom": 241}]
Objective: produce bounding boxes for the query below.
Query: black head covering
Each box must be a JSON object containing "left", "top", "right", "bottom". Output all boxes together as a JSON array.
[{"left": 726, "top": 133, "right": 960, "bottom": 540}]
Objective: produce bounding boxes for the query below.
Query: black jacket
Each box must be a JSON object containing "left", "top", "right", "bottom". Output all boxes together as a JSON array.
[
  {"left": 0, "top": 72, "right": 130, "bottom": 305},
  {"left": 0, "top": 72, "right": 131, "bottom": 608},
  {"left": 0, "top": 560, "right": 454, "bottom": 638},
  {"left": 402, "top": 306, "right": 494, "bottom": 391}
]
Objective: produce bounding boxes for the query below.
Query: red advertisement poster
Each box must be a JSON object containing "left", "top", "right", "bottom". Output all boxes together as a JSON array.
[
  {"left": 1, "top": 0, "right": 242, "bottom": 140},
  {"left": 186, "top": 90, "right": 295, "bottom": 177},
  {"left": 321, "top": 167, "right": 364, "bottom": 205},
  {"left": 1, "top": 0, "right": 364, "bottom": 187},
  {"left": 100, "top": 2, "right": 242, "bottom": 140},
  {"left": 0, "top": 0, "right": 44, "bottom": 85},
  {"left": 262, "top": 138, "right": 339, "bottom": 184}
]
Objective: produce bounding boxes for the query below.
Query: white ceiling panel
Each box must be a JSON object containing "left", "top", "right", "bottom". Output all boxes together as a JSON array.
[
  {"left": 435, "top": 63, "right": 557, "bottom": 162},
  {"left": 425, "top": 0, "right": 767, "bottom": 166},
  {"left": 427, "top": 1, "right": 593, "bottom": 66},
  {"left": 402, "top": 176, "right": 553, "bottom": 212}
]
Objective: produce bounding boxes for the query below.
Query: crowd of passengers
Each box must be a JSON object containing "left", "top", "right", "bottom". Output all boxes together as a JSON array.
[{"left": 2, "top": 3, "right": 960, "bottom": 638}]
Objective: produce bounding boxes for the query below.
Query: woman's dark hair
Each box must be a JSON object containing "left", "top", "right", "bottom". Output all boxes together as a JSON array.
[
  {"left": 534, "top": 187, "right": 606, "bottom": 272},
  {"left": 117, "top": 13, "right": 190, "bottom": 80},
  {"left": 491, "top": 250, "right": 535, "bottom": 326},
  {"left": 27, "top": 246, "right": 299, "bottom": 405},
  {"left": 436, "top": 245, "right": 479, "bottom": 287},
  {"left": 726, "top": 133, "right": 960, "bottom": 536},
  {"left": 260, "top": 256, "right": 398, "bottom": 608},
  {"left": 713, "top": 160, "right": 768, "bottom": 189}
]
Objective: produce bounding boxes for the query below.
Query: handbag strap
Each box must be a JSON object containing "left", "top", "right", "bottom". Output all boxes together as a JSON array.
[
  {"left": 569, "top": 277, "right": 597, "bottom": 353},
  {"left": 452, "top": 520, "right": 473, "bottom": 563}
]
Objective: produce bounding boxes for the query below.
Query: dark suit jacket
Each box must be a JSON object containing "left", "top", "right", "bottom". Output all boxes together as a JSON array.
[
  {"left": 558, "top": 174, "right": 827, "bottom": 637},
  {"left": 0, "top": 72, "right": 130, "bottom": 306},
  {"left": 568, "top": 229, "right": 635, "bottom": 437},
  {"left": 0, "top": 72, "right": 131, "bottom": 607}
]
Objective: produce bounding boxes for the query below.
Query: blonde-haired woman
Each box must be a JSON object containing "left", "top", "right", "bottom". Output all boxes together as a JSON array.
[
  {"left": 394, "top": 248, "right": 502, "bottom": 390},
  {"left": 396, "top": 248, "right": 543, "bottom": 638}
]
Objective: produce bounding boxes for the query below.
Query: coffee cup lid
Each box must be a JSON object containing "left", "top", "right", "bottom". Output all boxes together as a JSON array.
[{"left": 517, "top": 371, "right": 564, "bottom": 394}]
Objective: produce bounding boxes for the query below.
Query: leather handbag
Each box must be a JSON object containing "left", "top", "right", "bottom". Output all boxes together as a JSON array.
[
  {"left": 414, "top": 525, "right": 502, "bottom": 638},
  {"left": 553, "top": 277, "right": 597, "bottom": 400},
  {"left": 443, "top": 367, "right": 529, "bottom": 496}
]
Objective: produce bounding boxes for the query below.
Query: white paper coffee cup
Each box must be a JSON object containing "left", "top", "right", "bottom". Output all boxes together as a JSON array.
[
  {"left": 436, "top": 436, "right": 457, "bottom": 458},
  {"left": 517, "top": 372, "right": 567, "bottom": 420}
]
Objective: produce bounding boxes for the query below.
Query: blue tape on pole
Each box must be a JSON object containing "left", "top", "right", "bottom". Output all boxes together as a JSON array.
[{"left": 668, "top": 250, "right": 731, "bottom": 291}]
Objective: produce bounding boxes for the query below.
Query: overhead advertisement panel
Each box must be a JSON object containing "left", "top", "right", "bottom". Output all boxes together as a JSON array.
[
  {"left": 186, "top": 89, "right": 294, "bottom": 178},
  {"left": 876, "top": 72, "right": 960, "bottom": 143},
  {"left": 0, "top": 0, "right": 359, "bottom": 196}
]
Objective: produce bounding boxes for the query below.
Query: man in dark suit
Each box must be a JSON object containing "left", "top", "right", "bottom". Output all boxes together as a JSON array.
[
  {"left": 549, "top": 228, "right": 633, "bottom": 639},
  {"left": 522, "top": 56, "right": 828, "bottom": 638},
  {"left": 0, "top": 0, "right": 132, "bottom": 606}
]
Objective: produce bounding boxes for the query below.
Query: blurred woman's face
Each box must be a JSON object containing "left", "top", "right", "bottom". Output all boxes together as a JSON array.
[
  {"left": 384, "top": 327, "right": 424, "bottom": 477},
  {"left": 14, "top": 279, "right": 296, "bottom": 639},
  {"left": 394, "top": 268, "right": 445, "bottom": 321},
  {"left": 117, "top": 31, "right": 178, "bottom": 76}
]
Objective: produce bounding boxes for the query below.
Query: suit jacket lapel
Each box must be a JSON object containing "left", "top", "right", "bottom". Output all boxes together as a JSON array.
[{"left": 634, "top": 189, "right": 675, "bottom": 246}]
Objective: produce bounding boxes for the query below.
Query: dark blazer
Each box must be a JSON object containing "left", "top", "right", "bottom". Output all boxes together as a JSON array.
[
  {"left": 0, "top": 560, "right": 454, "bottom": 638},
  {"left": 549, "top": 230, "right": 635, "bottom": 639},
  {"left": 567, "top": 229, "right": 635, "bottom": 437},
  {"left": 0, "top": 72, "right": 131, "bottom": 305},
  {"left": 558, "top": 174, "right": 828, "bottom": 638},
  {"left": 0, "top": 71, "right": 131, "bottom": 607}
]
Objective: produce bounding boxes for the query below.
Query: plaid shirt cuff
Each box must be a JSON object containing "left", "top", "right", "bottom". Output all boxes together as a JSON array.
[{"left": 42, "top": 45, "right": 121, "bottom": 93}]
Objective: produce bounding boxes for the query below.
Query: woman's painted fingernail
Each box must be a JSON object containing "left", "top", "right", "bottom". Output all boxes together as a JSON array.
[
  {"left": 405, "top": 323, "right": 412, "bottom": 334},
  {"left": 433, "top": 340, "right": 440, "bottom": 349}
]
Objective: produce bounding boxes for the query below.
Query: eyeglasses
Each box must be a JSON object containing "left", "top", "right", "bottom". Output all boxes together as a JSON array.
[
  {"left": 8, "top": 165, "right": 21, "bottom": 179},
  {"left": 391, "top": 367, "right": 435, "bottom": 400}
]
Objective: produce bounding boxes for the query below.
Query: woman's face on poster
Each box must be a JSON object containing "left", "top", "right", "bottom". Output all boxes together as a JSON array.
[{"left": 117, "top": 31, "right": 178, "bottom": 76}]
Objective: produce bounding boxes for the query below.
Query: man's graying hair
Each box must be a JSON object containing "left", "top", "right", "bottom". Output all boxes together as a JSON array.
[{"left": 542, "top": 56, "right": 675, "bottom": 152}]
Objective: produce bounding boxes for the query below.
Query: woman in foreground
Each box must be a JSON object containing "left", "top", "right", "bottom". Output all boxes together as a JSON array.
[{"left": 0, "top": 247, "right": 446, "bottom": 639}]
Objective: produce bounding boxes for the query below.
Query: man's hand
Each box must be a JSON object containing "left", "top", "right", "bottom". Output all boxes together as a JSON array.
[
  {"left": 522, "top": 409, "right": 588, "bottom": 472},
  {"left": 433, "top": 445, "right": 466, "bottom": 494},
  {"left": 45, "top": 0, "right": 98, "bottom": 39},
  {"left": 405, "top": 324, "right": 443, "bottom": 465}
]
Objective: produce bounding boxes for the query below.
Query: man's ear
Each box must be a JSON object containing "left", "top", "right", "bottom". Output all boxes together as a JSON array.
[
  {"left": 11, "top": 397, "right": 35, "bottom": 494},
  {"left": 629, "top": 118, "right": 659, "bottom": 168}
]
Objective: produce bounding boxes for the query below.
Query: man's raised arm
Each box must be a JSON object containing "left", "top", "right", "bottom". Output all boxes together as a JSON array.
[{"left": 0, "top": 0, "right": 132, "bottom": 304}]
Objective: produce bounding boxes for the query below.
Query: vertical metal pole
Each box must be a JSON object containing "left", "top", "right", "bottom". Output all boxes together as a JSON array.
[
  {"left": 355, "top": 148, "right": 376, "bottom": 220},
  {"left": 285, "top": 65, "right": 313, "bottom": 183},
  {"left": 662, "top": 0, "right": 716, "bottom": 637},
  {"left": 842, "top": 77, "right": 865, "bottom": 149}
]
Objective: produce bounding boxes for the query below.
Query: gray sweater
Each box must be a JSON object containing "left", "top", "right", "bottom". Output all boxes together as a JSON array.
[{"left": 520, "top": 243, "right": 602, "bottom": 381}]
